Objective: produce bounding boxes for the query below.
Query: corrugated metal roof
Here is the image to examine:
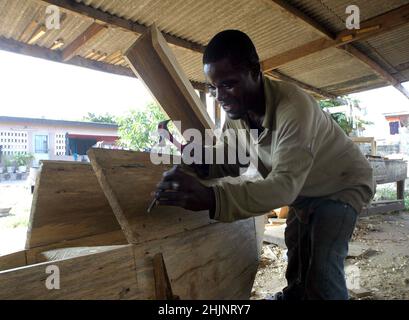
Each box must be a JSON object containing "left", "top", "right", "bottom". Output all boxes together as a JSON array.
[
  {"left": 277, "top": 47, "right": 376, "bottom": 88},
  {"left": 361, "top": 24, "right": 409, "bottom": 68},
  {"left": 287, "top": 0, "right": 409, "bottom": 33},
  {"left": 76, "top": 0, "right": 322, "bottom": 59},
  {"left": 0, "top": 0, "right": 408, "bottom": 98}
]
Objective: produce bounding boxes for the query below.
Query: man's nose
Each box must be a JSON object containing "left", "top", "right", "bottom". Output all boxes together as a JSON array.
[{"left": 215, "top": 87, "right": 227, "bottom": 102}]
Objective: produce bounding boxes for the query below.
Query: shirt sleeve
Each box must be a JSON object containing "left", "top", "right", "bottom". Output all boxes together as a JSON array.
[
  {"left": 199, "top": 121, "right": 248, "bottom": 179},
  {"left": 212, "top": 104, "right": 315, "bottom": 222}
]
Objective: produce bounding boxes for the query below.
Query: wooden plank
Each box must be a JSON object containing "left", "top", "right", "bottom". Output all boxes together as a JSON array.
[
  {"left": 361, "top": 201, "right": 405, "bottom": 216},
  {"left": 87, "top": 149, "right": 214, "bottom": 244},
  {"left": 0, "top": 218, "right": 258, "bottom": 299},
  {"left": 124, "top": 24, "right": 214, "bottom": 136},
  {"left": 0, "top": 244, "right": 143, "bottom": 299},
  {"left": 0, "top": 230, "right": 127, "bottom": 272},
  {"left": 266, "top": 71, "right": 337, "bottom": 99},
  {"left": 261, "top": 4, "right": 409, "bottom": 72},
  {"left": 397, "top": 180, "right": 405, "bottom": 200},
  {"left": 351, "top": 137, "right": 377, "bottom": 156},
  {"left": 62, "top": 22, "right": 106, "bottom": 61},
  {"left": 36, "top": 0, "right": 205, "bottom": 53},
  {"left": 262, "top": 38, "right": 334, "bottom": 72},
  {"left": 25, "top": 230, "right": 128, "bottom": 264},
  {"left": 18, "top": 20, "right": 39, "bottom": 42},
  {"left": 370, "top": 159, "right": 407, "bottom": 184},
  {"left": 132, "top": 218, "right": 259, "bottom": 300},
  {"left": 25, "top": 161, "right": 126, "bottom": 249},
  {"left": 0, "top": 251, "right": 27, "bottom": 272},
  {"left": 153, "top": 253, "right": 177, "bottom": 299}
]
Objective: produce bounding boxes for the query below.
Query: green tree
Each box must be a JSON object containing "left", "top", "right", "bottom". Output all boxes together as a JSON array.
[
  {"left": 319, "top": 96, "right": 358, "bottom": 135},
  {"left": 83, "top": 112, "right": 117, "bottom": 124},
  {"left": 116, "top": 103, "right": 170, "bottom": 151}
]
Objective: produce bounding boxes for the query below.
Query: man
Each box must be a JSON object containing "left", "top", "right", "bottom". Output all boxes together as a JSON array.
[{"left": 154, "top": 30, "right": 375, "bottom": 300}]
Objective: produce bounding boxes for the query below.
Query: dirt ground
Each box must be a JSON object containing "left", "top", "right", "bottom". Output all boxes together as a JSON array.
[
  {"left": 251, "top": 211, "right": 409, "bottom": 300},
  {"left": 1, "top": 180, "right": 409, "bottom": 300}
]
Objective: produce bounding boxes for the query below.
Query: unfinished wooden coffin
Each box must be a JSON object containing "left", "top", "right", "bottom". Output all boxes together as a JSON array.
[{"left": 0, "top": 151, "right": 261, "bottom": 299}]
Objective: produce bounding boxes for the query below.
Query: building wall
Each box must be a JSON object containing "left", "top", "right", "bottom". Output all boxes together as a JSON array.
[{"left": 0, "top": 120, "right": 117, "bottom": 164}]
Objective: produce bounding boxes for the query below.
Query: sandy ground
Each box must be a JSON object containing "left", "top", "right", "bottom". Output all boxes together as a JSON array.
[
  {"left": 0, "top": 181, "right": 31, "bottom": 255},
  {"left": 1, "top": 181, "right": 409, "bottom": 300}
]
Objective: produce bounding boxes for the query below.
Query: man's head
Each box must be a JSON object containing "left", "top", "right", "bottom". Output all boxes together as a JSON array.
[{"left": 203, "top": 30, "right": 262, "bottom": 120}]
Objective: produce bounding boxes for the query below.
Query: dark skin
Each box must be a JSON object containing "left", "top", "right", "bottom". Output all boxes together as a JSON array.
[{"left": 154, "top": 57, "right": 266, "bottom": 213}]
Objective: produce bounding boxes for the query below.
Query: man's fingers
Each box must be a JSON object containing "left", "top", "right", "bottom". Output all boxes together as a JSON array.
[
  {"left": 156, "top": 191, "right": 187, "bottom": 208},
  {"left": 155, "top": 191, "right": 186, "bottom": 201},
  {"left": 156, "top": 181, "right": 180, "bottom": 191}
]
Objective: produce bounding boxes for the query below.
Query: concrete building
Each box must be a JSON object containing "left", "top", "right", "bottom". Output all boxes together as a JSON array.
[{"left": 0, "top": 116, "right": 118, "bottom": 165}]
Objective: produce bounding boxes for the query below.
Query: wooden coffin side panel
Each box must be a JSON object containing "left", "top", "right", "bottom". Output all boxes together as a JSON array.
[
  {"left": 87, "top": 149, "right": 213, "bottom": 244},
  {"left": 133, "top": 218, "right": 259, "bottom": 300},
  {"left": 0, "top": 230, "right": 128, "bottom": 272},
  {"left": 0, "top": 219, "right": 258, "bottom": 300},
  {"left": 25, "top": 161, "right": 127, "bottom": 249},
  {"left": 124, "top": 24, "right": 214, "bottom": 135},
  {"left": 0, "top": 244, "right": 144, "bottom": 300}
]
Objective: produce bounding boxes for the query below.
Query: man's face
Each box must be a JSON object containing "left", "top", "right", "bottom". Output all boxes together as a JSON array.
[{"left": 204, "top": 58, "right": 259, "bottom": 120}]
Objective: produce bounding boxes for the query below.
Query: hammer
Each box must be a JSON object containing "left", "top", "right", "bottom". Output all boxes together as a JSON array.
[{"left": 147, "top": 119, "right": 186, "bottom": 213}]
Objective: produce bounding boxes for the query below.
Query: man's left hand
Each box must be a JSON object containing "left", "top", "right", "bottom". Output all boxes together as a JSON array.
[{"left": 155, "top": 165, "right": 215, "bottom": 212}]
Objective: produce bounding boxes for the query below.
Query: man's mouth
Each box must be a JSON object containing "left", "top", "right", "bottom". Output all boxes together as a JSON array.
[{"left": 221, "top": 103, "right": 237, "bottom": 112}]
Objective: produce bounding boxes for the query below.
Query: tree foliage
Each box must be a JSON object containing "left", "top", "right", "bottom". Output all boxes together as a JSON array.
[
  {"left": 116, "top": 102, "right": 169, "bottom": 151},
  {"left": 83, "top": 112, "right": 117, "bottom": 124},
  {"left": 319, "top": 96, "right": 372, "bottom": 136}
]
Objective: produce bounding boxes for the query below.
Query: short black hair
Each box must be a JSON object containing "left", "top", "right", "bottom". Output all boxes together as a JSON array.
[{"left": 203, "top": 30, "right": 260, "bottom": 71}]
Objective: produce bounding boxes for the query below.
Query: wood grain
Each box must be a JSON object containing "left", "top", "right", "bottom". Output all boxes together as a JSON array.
[
  {"left": 87, "top": 149, "right": 214, "bottom": 244},
  {"left": 124, "top": 24, "right": 214, "bottom": 136},
  {"left": 26, "top": 161, "right": 126, "bottom": 249}
]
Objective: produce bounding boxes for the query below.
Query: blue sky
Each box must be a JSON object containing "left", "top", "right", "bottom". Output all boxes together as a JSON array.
[{"left": 0, "top": 49, "right": 408, "bottom": 131}]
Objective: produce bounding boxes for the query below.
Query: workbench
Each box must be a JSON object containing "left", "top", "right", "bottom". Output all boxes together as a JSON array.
[{"left": 361, "top": 158, "right": 408, "bottom": 216}]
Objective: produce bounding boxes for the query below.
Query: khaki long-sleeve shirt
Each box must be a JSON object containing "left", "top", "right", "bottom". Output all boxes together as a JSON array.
[{"left": 206, "top": 76, "right": 375, "bottom": 222}]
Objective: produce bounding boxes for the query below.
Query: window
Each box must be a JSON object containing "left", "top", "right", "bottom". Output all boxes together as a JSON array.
[{"left": 35, "top": 135, "right": 48, "bottom": 153}]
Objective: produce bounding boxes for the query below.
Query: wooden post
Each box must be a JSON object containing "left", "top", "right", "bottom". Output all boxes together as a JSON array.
[
  {"left": 213, "top": 99, "right": 221, "bottom": 129},
  {"left": 199, "top": 90, "right": 207, "bottom": 109},
  {"left": 397, "top": 180, "right": 405, "bottom": 200},
  {"left": 153, "top": 253, "right": 179, "bottom": 300}
]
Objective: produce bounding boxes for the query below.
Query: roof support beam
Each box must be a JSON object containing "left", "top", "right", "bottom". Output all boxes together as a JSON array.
[
  {"left": 342, "top": 44, "right": 409, "bottom": 99},
  {"left": 266, "top": 70, "right": 337, "bottom": 99},
  {"left": 268, "top": 0, "right": 334, "bottom": 39},
  {"left": 62, "top": 22, "right": 106, "bottom": 61},
  {"left": 262, "top": 3, "right": 409, "bottom": 72},
  {"left": 0, "top": 36, "right": 205, "bottom": 91},
  {"left": 264, "top": 1, "right": 409, "bottom": 100},
  {"left": 35, "top": 0, "right": 205, "bottom": 53}
]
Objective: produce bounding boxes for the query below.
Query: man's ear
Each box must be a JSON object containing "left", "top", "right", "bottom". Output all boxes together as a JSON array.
[{"left": 250, "top": 64, "right": 261, "bottom": 81}]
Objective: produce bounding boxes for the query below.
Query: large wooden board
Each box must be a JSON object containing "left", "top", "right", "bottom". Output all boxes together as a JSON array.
[
  {"left": 124, "top": 24, "right": 214, "bottom": 135},
  {"left": 87, "top": 149, "right": 213, "bottom": 244},
  {"left": 26, "top": 161, "right": 127, "bottom": 249},
  {"left": 0, "top": 219, "right": 258, "bottom": 299},
  {"left": 370, "top": 159, "right": 407, "bottom": 184}
]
